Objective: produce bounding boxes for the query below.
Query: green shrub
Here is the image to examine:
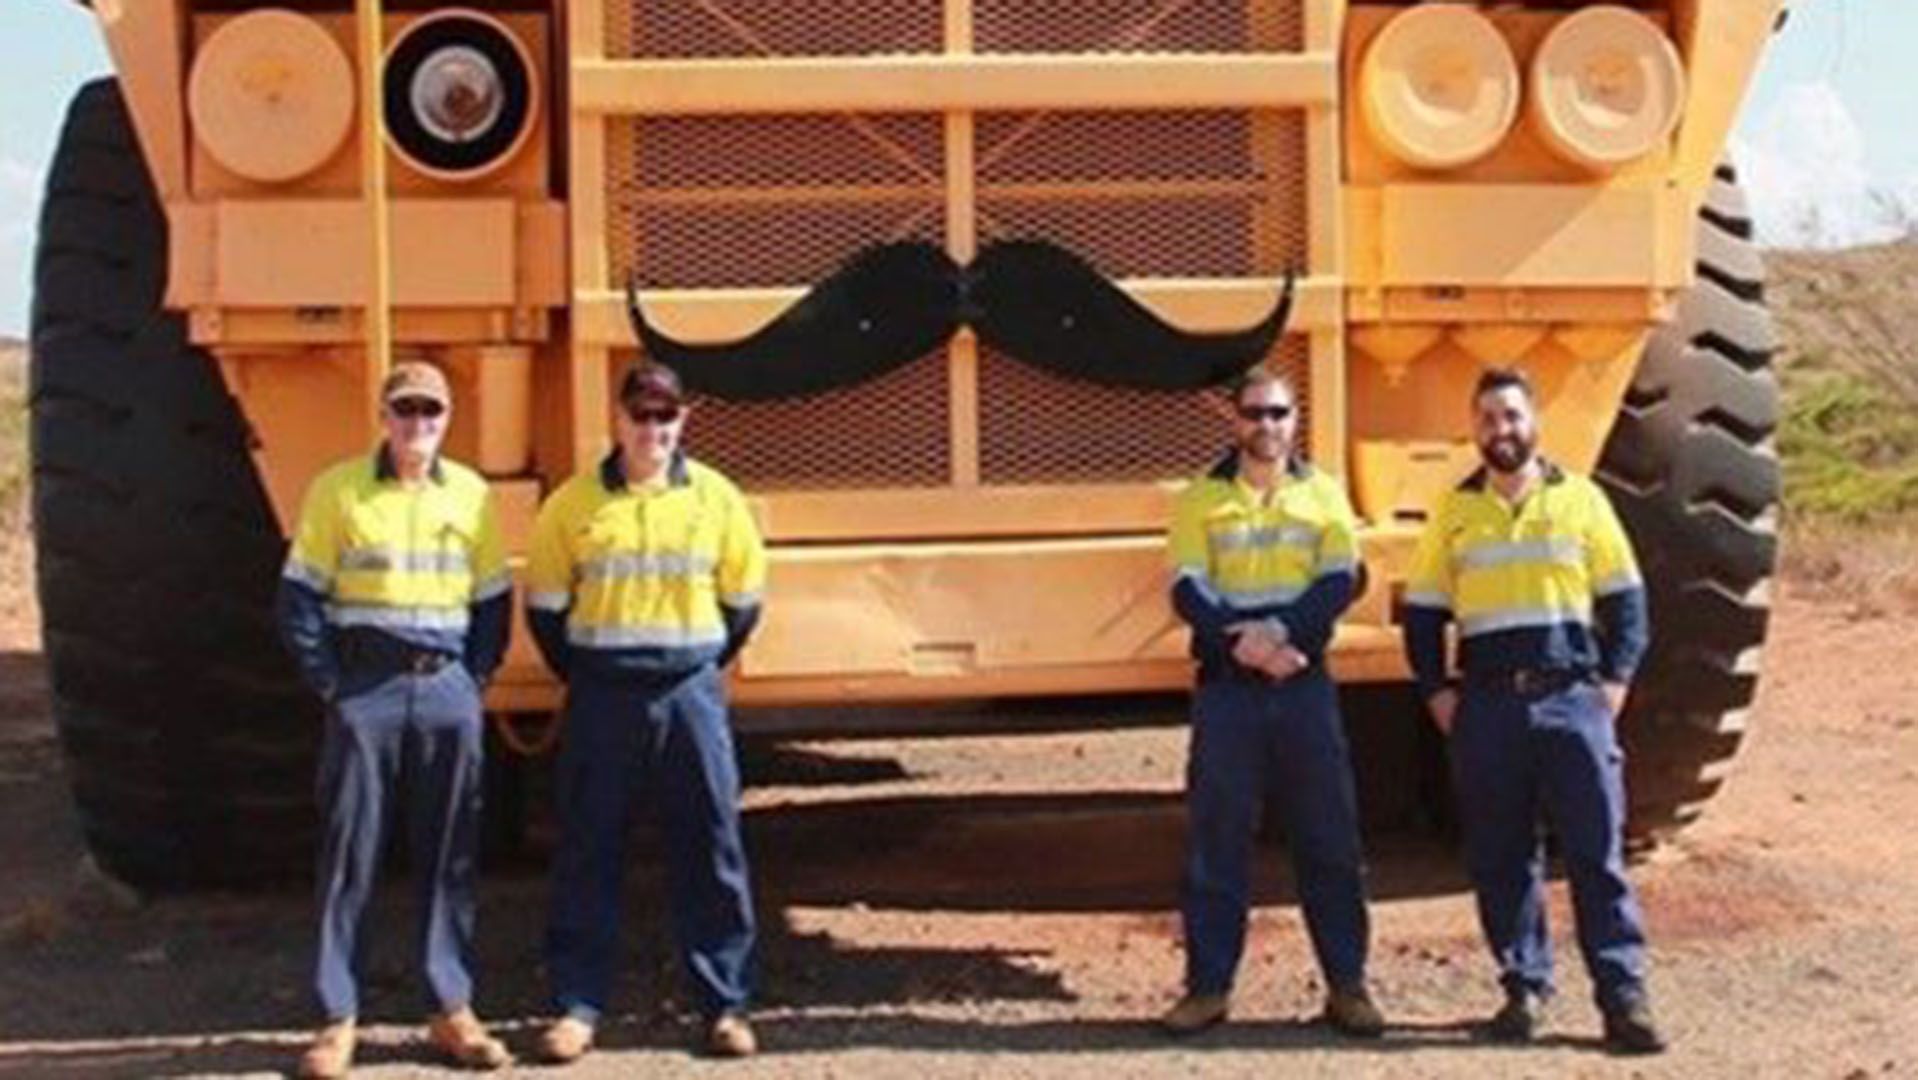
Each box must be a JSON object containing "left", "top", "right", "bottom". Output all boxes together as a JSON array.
[{"left": 1780, "top": 370, "right": 1918, "bottom": 522}]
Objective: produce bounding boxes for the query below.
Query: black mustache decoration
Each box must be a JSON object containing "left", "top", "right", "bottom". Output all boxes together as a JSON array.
[{"left": 625, "top": 239, "right": 1295, "bottom": 402}]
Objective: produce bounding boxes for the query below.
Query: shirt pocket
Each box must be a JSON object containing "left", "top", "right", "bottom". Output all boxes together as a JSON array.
[
  {"left": 1202, "top": 507, "right": 1252, "bottom": 561},
  {"left": 573, "top": 512, "right": 633, "bottom": 568},
  {"left": 426, "top": 512, "right": 477, "bottom": 555},
  {"left": 341, "top": 503, "right": 394, "bottom": 557},
  {"left": 686, "top": 511, "right": 726, "bottom": 572},
  {"left": 424, "top": 514, "right": 479, "bottom": 590}
]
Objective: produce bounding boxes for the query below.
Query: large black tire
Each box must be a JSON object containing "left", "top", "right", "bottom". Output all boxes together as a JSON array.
[
  {"left": 1597, "top": 163, "right": 1779, "bottom": 839},
  {"left": 30, "top": 80, "right": 320, "bottom": 890}
]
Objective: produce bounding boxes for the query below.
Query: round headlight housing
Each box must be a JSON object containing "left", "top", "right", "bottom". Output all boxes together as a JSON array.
[
  {"left": 1361, "top": 5, "right": 1520, "bottom": 171},
  {"left": 1530, "top": 5, "right": 1686, "bottom": 173},
  {"left": 188, "top": 10, "right": 356, "bottom": 183},
  {"left": 384, "top": 10, "right": 537, "bottom": 180}
]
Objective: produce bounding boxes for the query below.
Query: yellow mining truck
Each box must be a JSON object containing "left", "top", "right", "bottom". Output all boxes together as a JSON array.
[{"left": 33, "top": 0, "right": 1781, "bottom": 888}]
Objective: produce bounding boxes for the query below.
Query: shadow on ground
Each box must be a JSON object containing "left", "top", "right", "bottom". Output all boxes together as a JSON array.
[
  {"left": 0, "top": 647, "right": 1475, "bottom": 1077},
  {"left": 0, "top": 790, "right": 1471, "bottom": 1059}
]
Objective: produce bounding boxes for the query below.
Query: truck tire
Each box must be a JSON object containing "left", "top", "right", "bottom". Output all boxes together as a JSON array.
[
  {"left": 30, "top": 80, "right": 320, "bottom": 890},
  {"left": 1596, "top": 163, "right": 1779, "bottom": 840}
]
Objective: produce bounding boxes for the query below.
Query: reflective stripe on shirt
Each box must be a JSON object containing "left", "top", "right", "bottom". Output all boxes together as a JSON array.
[
  {"left": 567, "top": 623, "right": 728, "bottom": 649},
  {"left": 325, "top": 602, "right": 472, "bottom": 632}
]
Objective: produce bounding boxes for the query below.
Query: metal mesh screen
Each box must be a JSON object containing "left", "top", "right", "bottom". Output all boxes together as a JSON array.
[
  {"left": 611, "top": 114, "right": 945, "bottom": 288},
  {"left": 978, "top": 337, "right": 1310, "bottom": 486},
  {"left": 608, "top": 0, "right": 942, "bottom": 59},
  {"left": 977, "top": 111, "right": 1306, "bottom": 277},
  {"left": 975, "top": 0, "right": 1303, "bottom": 53},
  {"left": 679, "top": 351, "right": 951, "bottom": 490},
  {"left": 603, "top": 0, "right": 1317, "bottom": 495},
  {"left": 607, "top": 0, "right": 1299, "bottom": 58}
]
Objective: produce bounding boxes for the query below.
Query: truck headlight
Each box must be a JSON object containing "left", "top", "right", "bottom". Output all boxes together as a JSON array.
[
  {"left": 188, "top": 10, "right": 355, "bottom": 183},
  {"left": 384, "top": 10, "right": 537, "bottom": 180},
  {"left": 1361, "top": 5, "right": 1519, "bottom": 171},
  {"left": 1529, "top": 5, "right": 1686, "bottom": 173}
]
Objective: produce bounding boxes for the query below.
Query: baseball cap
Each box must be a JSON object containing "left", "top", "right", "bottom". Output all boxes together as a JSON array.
[
  {"left": 618, "top": 362, "right": 684, "bottom": 405},
  {"left": 381, "top": 360, "right": 452, "bottom": 407}
]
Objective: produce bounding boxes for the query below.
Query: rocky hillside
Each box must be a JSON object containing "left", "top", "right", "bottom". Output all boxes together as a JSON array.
[{"left": 1768, "top": 242, "right": 1918, "bottom": 521}]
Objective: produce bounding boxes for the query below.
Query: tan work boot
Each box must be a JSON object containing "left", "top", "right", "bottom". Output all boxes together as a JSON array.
[
  {"left": 539, "top": 1015, "right": 596, "bottom": 1064},
  {"left": 704, "top": 1011, "right": 758, "bottom": 1058},
  {"left": 1159, "top": 992, "right": 1230, "bottom": 1036},
  {"left": 297, "top": 1019, "right": 357, "bottom": 1080},
  {"left": 427, "top": 1007, "right": 512, "bottom": 1070},
  {"left": 1602, "top": 999, "right": 1667, "bottom": 1055},
  {"left": 1323, "top": 984, "right": 1386, "bottom": 1038},
  {"left": 1485, "top": 988, "right": 1547, "bottom": 1043}
]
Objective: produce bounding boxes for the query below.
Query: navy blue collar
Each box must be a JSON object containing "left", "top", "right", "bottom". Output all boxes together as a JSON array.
[
  {"left": 1459, "top": 458, "right": 1565, "bottom": 492},
  {"left": 1207, "top": 447, "right": 1309, "bottom": 483},
  {"left": 600, "top": 448, "right": 691, "bottom": 492},
  {"left": 375, "top": 444, "right": 444, "bottom": 485}
]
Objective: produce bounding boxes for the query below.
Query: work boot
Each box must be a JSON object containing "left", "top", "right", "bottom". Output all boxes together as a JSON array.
[
  {"left": 704, "top": 1011, "right": 758, "bottom": 1058},
  {"left": 1322, "top": 984, "right": 1386, "bottom": 1038},
  {"left": 427, "top": 1007, "right": 512, "bottom": 1070},
  {"left": 296, "top": 1019, "right": 356, "bottom": 1080},
  {"left": 538, "top": 1015, "right": 596, "bottom": 1064},
  {"left": 1484, "top": 988, "right": 1547, "bottom": 1043},
  {"left": 1159, "top": 991, "right": 1230, "bottom": 1036},
  {"left": 1602, "top": 999, "right": 1668, "bottom": 1055}
]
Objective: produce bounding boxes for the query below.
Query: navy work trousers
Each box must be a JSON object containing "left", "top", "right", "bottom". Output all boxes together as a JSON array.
[
  {"left": 545, "top": 664, "right": 755, "bottom": 1022},
  {"left": 1451, "top": 678, "right": 1648, "bottom": 1011},
  {"left": 1181, "top": 669, "right": 1371, "bottom": 995},
  {"left": 313, "top": 662, "right": 486, "bottom": 1020}
]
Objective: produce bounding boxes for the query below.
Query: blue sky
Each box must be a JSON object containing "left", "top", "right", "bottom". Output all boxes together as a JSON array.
[
  {"left": 3, "top": 1, "right": 1915, "bottom": 337},
  {"left": 1745, "top": 1, "right": 1914, "bottom": 179}
]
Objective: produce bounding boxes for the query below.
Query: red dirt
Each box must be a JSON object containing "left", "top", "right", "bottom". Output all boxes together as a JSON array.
[{"left": 1, "top": 514, "right": 1916, "bottom": 1076}]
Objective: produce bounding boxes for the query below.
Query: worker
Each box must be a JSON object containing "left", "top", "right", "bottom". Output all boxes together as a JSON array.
[
  {"left": 527, "top": 362, "right": 767, "bottom": 1062},
  {"left": 1158, "top": 365, "right": 1385, "bottom": 1039},
  {"left": 275, "top": 360, "right": 513, "bottom": 1078},
  {"left": 1402, "top": 366, "right": 1664, "bottom": 1054}
]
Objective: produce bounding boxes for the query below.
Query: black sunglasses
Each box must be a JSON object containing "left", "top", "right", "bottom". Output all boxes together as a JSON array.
[
  {"left": 388, "top": 397, "right": 446, "bottom": 420},
  {"left": 624, "top": 402, "right": 684, "bottom": 425},
  {"left": 1235, "top": 404, "right": 1294, "bottom": 423}
]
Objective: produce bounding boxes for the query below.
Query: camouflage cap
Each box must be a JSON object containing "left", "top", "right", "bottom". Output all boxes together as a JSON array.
[{"left": 381, "top": 360, "right": 452, "bottom": 407}]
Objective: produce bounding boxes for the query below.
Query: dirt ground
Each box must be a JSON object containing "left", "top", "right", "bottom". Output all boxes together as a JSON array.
[{"left": 2, "top": 555, "right": 1917, "bottom": 1077}]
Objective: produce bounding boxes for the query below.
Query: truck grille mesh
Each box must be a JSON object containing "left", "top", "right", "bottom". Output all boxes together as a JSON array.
[
  {"left": 978, "top": 337, "right": 1310, "bottom": 486},
  {"left": 605, "top": 0, "right": 1312, "bottom": 495}
]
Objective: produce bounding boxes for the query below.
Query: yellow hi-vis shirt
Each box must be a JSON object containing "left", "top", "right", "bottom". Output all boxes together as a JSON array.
[
  {"left": 1401, "top": 462, "right": 1647, "bottom": 693},
  {"left": 525, "top": 452, "right": 766, "bottom": 670},
  {"left": 1168, "top": 455, "right": 1360, "bottom": 611},
  {"left": 1165, "top": 451, "right": 1360, "bottom": 664},
  {"left": 282, "top": 450, "right": 509, "bottom": 643}
]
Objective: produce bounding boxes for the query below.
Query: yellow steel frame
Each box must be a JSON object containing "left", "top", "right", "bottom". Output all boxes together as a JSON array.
[
  {"left": 567, "top": 0, "right": 613, "bottom": 475},
  {"left": 354, "top": 0, "right": 392, "bottom": 437},
  {"left": 546, "top": 0, "right": 1352, "bottom": 707},
  {"left": 572, "top": 54, "right": 1336, "bottom": 114},
  {"left": 82, "top": 0, "right": 1783, "bottom": 711},
  {"left": 945, "top": 0, "right": 979, "bottom": 490}
]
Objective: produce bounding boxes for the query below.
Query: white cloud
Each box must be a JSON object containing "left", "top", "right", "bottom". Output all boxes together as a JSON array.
[{"left": 1734, "top": 80, "right": 1918, "bottom": 249}]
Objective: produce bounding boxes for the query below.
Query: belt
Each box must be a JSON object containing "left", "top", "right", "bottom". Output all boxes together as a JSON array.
[
  {"left": 336, "top": 632, "right": 456, "bottom": 676},
  {"left": 398, "top": 650, "right": 454, "bottom": 675},
  {"left": 1464, "top": 667, "right": 1590, "bottom": 697}
]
